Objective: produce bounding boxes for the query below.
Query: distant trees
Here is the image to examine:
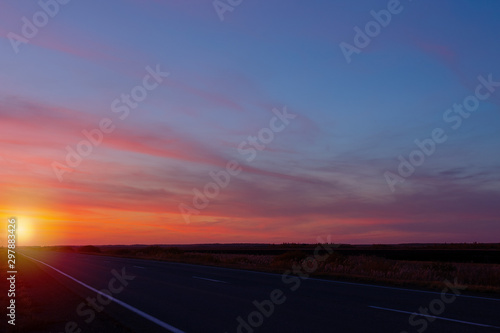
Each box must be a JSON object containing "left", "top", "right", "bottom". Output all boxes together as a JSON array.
[{"left": 78, "top": 245, "right": 101, "bottom": 253}]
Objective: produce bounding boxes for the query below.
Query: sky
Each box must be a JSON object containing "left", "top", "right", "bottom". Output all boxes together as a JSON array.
[{"left": 0, "top": 0, "right": 499, "bottom": 246}]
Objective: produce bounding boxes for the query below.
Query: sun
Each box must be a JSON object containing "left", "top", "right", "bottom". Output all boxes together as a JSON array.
[{"left": 14, "top": 216, "right": 34, "bottom": 245}]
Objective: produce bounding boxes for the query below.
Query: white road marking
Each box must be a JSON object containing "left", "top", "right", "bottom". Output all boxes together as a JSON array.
[
  {"left": 309, "top": 278, "right": 500, "bottom": 302},
  {"left": 369, "top": 305, "right": 500, "bottom": 329},
  {"left": 20, "top": 253, "right": 185, "bottom": 333},
  {"left": 133, "top": 266, "right": 145, "bottom": 269},
  {"left": 35, "top": 251, "right": 500, "bottom": 302},
  {"left": 192, "top": 276, "right": 228, "bottom": 284},
  {"left": 141, "top": 261, "right": 499, "bottom": 302}
]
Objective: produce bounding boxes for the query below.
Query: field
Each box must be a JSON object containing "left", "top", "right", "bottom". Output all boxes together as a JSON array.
[{"left": 26, "top": 243, "right": 500, "bottom": 295}]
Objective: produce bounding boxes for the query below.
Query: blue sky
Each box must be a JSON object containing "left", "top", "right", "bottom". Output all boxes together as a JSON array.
[{"left": 0, "top": 0, "right": 499, "bottom": 245}]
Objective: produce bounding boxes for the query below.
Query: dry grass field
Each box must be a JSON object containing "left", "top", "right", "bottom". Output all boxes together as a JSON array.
[{"left": 41, "top": 244, "right": 500, "bottom": 294}]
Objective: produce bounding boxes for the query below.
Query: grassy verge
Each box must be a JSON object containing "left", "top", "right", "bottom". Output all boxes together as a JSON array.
[{"left": 50, "top": 245, "right": 500, "bottom": 295}]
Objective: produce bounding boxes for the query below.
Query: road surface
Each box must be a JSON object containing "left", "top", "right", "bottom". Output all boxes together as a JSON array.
[{"left": 19, "top": 250, "right": 500, "bottom": 333}]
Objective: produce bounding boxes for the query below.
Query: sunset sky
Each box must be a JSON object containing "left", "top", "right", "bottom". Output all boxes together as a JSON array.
[{"left": 1, "top": 0, "right": 499, "bottom": 246}]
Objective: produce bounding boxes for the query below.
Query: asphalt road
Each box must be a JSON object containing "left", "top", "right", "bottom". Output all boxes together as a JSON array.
[{"left": 19, "top": 250, "right": 500, "bottom": 333}]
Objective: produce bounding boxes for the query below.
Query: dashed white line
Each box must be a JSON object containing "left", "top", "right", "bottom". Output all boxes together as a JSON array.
[
  {"left": 192, "top": 276, "right": 228, "bottom": 284},
  {"left": 20, "top": 253, "right": 185, "bottom": 333},
  {"left": 147, "top": 261, "right": 499, "bottom": 302},
  {"left": 310, "top": 278, "right": 500, "bottom": 302},
  {"left": 369, "top": 305, "right": 500, "bottom": 329}
]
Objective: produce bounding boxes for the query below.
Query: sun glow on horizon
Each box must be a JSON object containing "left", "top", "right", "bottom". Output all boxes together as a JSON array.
[{"left": 14, "top": 216, "right": 35, "bottom": 246}]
